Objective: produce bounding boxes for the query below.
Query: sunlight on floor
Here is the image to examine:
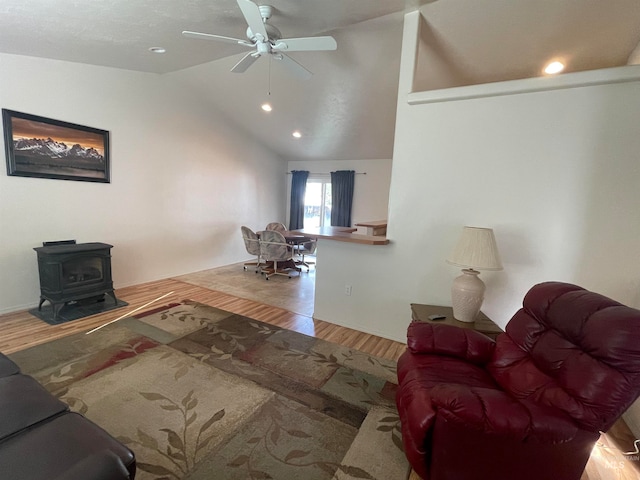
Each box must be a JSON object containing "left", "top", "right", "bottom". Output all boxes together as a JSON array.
[
  {"left": 174, "top": 261, "right": 316, "bottom": 317},
  {"left": 584, "top": 431, "right": 640, "bottom": 479}
]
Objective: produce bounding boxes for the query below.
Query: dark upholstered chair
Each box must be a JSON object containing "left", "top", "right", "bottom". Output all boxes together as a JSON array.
[{"left": 396, "top": 282, "right": 640, "bottom": 480}]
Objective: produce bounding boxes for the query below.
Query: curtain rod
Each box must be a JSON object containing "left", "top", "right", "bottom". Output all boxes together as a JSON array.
[{"left": 287, "top": 171, "right": 366, "bottom": 175}]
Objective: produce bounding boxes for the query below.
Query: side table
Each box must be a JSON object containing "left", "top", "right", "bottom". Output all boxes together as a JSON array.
[{"left": 410, "top": 304, "right": 502, "bottom": 340}]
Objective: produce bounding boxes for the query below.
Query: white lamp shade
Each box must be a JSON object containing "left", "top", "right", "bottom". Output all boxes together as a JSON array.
[{"left": 447, "top": 227, "right": 503, "bottom": 271}]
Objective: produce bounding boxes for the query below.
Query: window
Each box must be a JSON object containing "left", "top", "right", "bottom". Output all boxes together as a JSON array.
[{"left": 304, "top": 179, "right": 332, "bottom": 228}]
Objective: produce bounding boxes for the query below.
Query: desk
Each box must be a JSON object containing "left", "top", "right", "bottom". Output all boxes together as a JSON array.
[{"left": 410, "top": 303, "right": 502, "bottom": 340}]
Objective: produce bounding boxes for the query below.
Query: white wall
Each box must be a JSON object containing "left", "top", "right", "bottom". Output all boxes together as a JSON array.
[
  {"left": 315, "top": 10, "right": 640, "bottom": 438},
  {"left": 312, "top": 12, "right": 640, "bottom": 345},
  {"left": 0, "top": 53, "right": 286, "bottom": 314},
  {"left": 286, "top": 159, "right": 392, "bottom": 228}
]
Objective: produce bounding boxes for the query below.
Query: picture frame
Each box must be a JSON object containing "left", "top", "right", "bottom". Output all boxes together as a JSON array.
[{"left": 2, "top": 109, "right": 110, "bottom": 183}]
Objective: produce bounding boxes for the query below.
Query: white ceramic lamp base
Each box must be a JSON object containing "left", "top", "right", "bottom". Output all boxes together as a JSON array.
[{"left": 451, "top": 268, "right": 485, "bottom": 323}]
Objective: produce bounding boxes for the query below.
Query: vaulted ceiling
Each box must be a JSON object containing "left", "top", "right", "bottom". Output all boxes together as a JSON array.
[{"left": 1, "top": 0, "right": 639, "bottom": 161}]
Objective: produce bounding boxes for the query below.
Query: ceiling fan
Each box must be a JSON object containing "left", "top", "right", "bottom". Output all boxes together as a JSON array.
[{"left": 182, "top": 0, "right": 337, "bottom": 80}]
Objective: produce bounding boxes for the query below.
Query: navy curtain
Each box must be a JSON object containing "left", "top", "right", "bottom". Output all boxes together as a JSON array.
[
  {"left": 288, "top": 170, "right": 309, "bottom": 230},
  {"left": 330, "top": 170, "right": 355, "bottom": 227}
]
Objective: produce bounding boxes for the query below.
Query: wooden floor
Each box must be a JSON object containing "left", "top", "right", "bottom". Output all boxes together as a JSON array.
[
  {"left": 1, "top": 277, "right": 638, "bottom": 480},
  {"left": 0, "top": 278, "right": 406, "bottom": 359}
]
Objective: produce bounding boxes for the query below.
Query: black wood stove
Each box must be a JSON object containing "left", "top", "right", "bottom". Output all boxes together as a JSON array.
[{"left": 33, "top": 241, "right": 118, "bottom": 322}]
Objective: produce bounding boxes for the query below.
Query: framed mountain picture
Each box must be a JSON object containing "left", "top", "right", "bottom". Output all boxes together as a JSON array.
[{"left": 2, "top": 109, "right": 110, "bottom": 183}]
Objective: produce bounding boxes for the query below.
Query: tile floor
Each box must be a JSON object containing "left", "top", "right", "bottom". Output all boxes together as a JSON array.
[{"left": 174, "top": 260, "right": 316, "bottom": 317}]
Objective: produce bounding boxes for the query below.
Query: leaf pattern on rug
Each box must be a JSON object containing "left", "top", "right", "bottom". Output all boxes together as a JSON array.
[
  {"left": 376, "top": 411, "right": 404, "bottom": 452},
  {"left": 158, "top": 309, "right": 210, "bottom": 327},
  {"left": 275, "top": 340, "right": 395, "bottom": 408},
  {"left": 61, "top": 394, "right": 89, "bottom": 415},
  {"left": 117, "top": 389, "right": 226, "bottom": 479},
  {"left": 185, "top": 318, "right": 287, "bottom": 380},
  {"left": 335, "top": 368, "right": 392, "bottom": 408},
  {"left": 202, "top": 320, "right": 281, "bottom": 352},
  {"left": 156, "top": 300, "right": 217, "bottom": 321},
  {"left": 171, "top": 306, "right": 281, "bottom": 356},
  {"left": 276, "top": 340, "right": 396, "bottom": 382},
  {"left": 36, "top": 336, "right": 159, "bottom": 394},
  {"left": 20, "top": 301, "right": 409, "bottom": 480},
  {"left": 343, "top": 349, "right": 397, "bottom": 379},
  {"left": 226, "top": 397, "right": 377, "bottom": 480},
  {"left": 156, "top": 350, "right": 201, "bottom": 381}
]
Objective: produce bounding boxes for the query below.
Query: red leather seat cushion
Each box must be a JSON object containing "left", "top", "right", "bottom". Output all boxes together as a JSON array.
[{"left": 398, "top": 351, "right": 498, "bottom": 391}]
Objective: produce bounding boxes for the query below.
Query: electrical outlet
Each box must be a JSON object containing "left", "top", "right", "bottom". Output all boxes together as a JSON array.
[{"left": 345, "top": 285, "right": 352, "bottom": 296}]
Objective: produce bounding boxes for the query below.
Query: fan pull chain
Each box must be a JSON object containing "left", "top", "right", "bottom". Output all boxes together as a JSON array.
[{"left": 268, "top": 55, "right": 272, "bottom": 97}]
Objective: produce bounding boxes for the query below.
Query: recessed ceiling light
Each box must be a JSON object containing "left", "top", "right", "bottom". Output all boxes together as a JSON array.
[
  {"left": 544, "top": 61, "right": 565, "bottom": 75},
  {"left": 261, "top": 103, "right": 272, "bottom": 112},
  {"left": 149, "top": 47, "right": 166, "bottom": 54},
  {"left": 292, "top": 131, "right": 302, "bottom": 138}
]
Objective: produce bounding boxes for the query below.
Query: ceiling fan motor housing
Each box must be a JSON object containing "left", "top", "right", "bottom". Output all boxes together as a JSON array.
[
  {"left": 246, "top": 22, "right": 281, "bottom": 43},
  {"left": 258, "top": 5, "right": 273, "bottom": 20}
]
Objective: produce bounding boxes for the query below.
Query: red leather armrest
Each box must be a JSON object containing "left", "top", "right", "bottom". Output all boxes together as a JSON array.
[
  {"left": 429, "top": 384, "right": 579, "bottom": 443},
  {"left": 407, "top": 322, "right": 495, "bottom": 365}
]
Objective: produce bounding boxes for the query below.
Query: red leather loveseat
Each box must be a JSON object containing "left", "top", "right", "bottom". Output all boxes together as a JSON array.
[{"left": 396, "top": 282, "right": 640, "bottom": 480}]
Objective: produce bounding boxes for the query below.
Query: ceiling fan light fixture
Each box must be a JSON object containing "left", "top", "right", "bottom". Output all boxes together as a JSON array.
[
  {"left": 292, "top": 130, "right": 302, "bottom": 138},
  {"left": 544, "top": 60, "right": 565, "bottom": 75},
  {"left": 148, "top": 47, "right": 166, "bottom": 54},
  {"left": 261, "top": 103, "right": 272, "bottom": 112}
]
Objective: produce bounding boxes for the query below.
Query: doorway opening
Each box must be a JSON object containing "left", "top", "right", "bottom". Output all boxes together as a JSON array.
[{"left": 304, "top": 178, "right": 332, "bottom": 228}]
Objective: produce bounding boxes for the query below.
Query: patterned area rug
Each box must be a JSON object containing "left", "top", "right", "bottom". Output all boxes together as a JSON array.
[{"left": 9, "top": 301, "right": 409, "bottom": 480}]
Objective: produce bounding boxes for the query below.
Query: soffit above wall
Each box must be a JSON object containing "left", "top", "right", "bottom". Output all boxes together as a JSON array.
[{"left": 414, "top": 0, "right": 640, "bottom": 92}]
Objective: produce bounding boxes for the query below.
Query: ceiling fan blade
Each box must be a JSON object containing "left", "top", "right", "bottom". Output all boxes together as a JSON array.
[
  {"left": 231, "top": 52, "right": 260, "bottom": 73},
  {"left": 273, "top": 36, "right": 337, "bottom": 52},
  {"left": 182, "top": 31, "right": 252, "bottom": 47},
  {"left": 275, "top": 54, "right": 312, "bottom": 80},
  {"left": 236, "top": 0, "right": 268, "bottom": 41}
]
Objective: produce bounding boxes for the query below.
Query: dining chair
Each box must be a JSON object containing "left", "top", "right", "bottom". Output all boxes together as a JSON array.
[
  {"left": 295, "top": 239, "right": 316, "bottom": 272},
  {"left": 240, "top": 226, "right": 262, "bottom": 273},
  {"left": 265, "top": 222, "right": 287, "bottom": 233},
  {"left": 258, "top": 230, "right": 299, "bottom": 280}
]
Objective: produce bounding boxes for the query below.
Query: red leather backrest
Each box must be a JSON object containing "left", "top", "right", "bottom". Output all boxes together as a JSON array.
[{"left": 487, "top": 282, "right": 640, "bottom": 432}]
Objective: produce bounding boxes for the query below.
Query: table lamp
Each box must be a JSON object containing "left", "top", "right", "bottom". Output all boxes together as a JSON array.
[{"left": 446, "top": 226, "right": 503, "bottom": 323}]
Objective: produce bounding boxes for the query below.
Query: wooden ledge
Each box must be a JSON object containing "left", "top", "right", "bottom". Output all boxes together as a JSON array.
[
  {"left": 291, "top": 226, "right": 389, "bottom": 245},
  {"left": 354, "top": 220, "right": 387, "bottom": 228}
]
